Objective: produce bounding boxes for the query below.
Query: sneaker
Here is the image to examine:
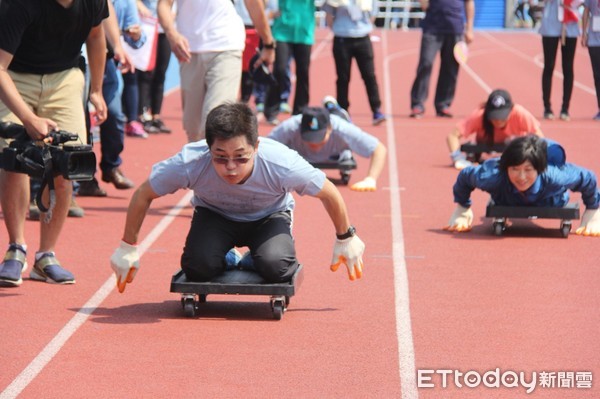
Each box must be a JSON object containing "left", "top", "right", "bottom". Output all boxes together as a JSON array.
[
  {"left": 594, "top": 112, "right": 600, "bottom": 121},
  {"left": 152, "top": 118, "right": 172, "bottom": 133},
  {"left": 266, "top": 117, "right": 280, "bottom": 126},
  {"left": 125, "top": 121, "right": 149, "bottom": 138},
  {"left": 68, "top": 197, "right": 84, "bottom": 218},
  {"left": 559, "top": 111, "right": 570, "bottom": 121},
  {"left": 322, "top": 95, "right": 352, "bottom": 122},
  {"left": 436, "top": 109, "right": 453, "bottom": 118},
  {"left": 77, "top": 178, "right": 107, "bottom": 197},
  {"left": 30, "top": 252, "right": 75, "bottom": 284},
  {"left": 409, "top": 106, "right": 424, "bottom": 118},
  {"left": 142, "top": 120, "right": 160, "bottom": 134},
  {"left": 279, "top": 102, "right": 291, "bottom": 114},
  {"left": 29, "top": 200, "right": 40, "bottom": 221},
  {"left": 372, "top": 110, "right": 386, "bottom": 126},
  {"left": 255, "top": 103, "right": 264, "bottom": 113},
  {"left": 0, "top": 244, "right": 27, "bottom": 287},
  {"left": 225, "top": 248, "right": 242, "bottom": 271},
  {"left": 543, "top": 110, "right": 555, "bottom": 120}
]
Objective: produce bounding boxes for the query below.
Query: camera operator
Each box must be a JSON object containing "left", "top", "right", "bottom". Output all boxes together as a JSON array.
[{"left": 0, "top": 0, "right": 111, "bottom": 287}]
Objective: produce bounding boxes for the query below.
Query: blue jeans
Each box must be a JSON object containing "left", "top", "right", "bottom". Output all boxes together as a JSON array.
[{"left": 99, "top": 60, "right": 125, "bottom": 173}]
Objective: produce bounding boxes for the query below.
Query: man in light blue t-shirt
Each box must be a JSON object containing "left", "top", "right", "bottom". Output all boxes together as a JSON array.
[
  {"left": 269, "top": 104, "right": 387, "bottom": 192},
  {"left": 110, "top": 102, "right": 365, "bottom": 293}
]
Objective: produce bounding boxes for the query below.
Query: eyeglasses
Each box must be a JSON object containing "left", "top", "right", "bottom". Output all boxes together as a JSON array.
[{"left": 211, "top": 152, "right": 254, "bottom": 165}]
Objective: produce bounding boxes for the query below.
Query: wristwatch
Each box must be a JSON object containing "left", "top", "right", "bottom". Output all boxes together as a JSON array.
[
  {"left": 336, "top": 225, "right": 356, "bottom": 240},
  {"left": 263, "top": 41, "right": 276, "bottom": 50}
]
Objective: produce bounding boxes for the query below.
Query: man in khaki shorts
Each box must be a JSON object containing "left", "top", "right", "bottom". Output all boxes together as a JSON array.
[{"left": 0, "top": 0, "right": 110, "bottom": 287}]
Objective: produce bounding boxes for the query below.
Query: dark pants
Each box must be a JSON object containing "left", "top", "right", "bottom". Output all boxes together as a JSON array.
[
  {"left": 333, "top": 35, "right": 382, "bottom": 114},
  {"left": 410, "top": 32, "right": 461, "bottom": 113},
  {"left": 137, "top": 33, "right": 171, "bottom": 116},
  {"left": 542, "top": 36, "right": 577, "bottom": 113},
  {"left": 181, "top": 207, "right": 298, "bottom": 283},
  {"left": 588, "top": 46, "right": 600, "bottom": 109},
  {"left": 99, "top": 59, "right": 124, "bottom": 173},
  {"left": 264, "top": 42, "right": 311, "bottom": 119}
]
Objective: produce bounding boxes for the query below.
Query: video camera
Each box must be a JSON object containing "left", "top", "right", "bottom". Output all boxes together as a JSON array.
[{"left": 0, "top": 122, "right": 96, "bottom": 181}]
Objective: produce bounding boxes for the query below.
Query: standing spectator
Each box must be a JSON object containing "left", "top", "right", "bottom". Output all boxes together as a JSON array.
[
  {"left": 409, "top": 0, "right": 475, "bottom": 118},
  {"left": 137, "top": 0, "right": 173, "bottom": 134},
  {"left": 323, "top": 0, "right": 386, "bottom": 126},
  {"left": 0, "top": 0, "right": 109, "bottom": 286},
  {"left": 263, "top": 0, "right": 315, "bottom": 124},
  {"left": 538, "top": 0, "right": 580, "bottom": 121},
  {"left": 582, "top": 0, "right": 600, "bottom": 120},
  {"left": 157, "top": 0, "right": 275, "bottom": 142},
  {"left": 97, "top": 0, "right": 146, "bottom": 193}
]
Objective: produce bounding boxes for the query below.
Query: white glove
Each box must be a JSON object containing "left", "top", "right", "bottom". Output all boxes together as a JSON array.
[
  {"left": 330, "top": 234, "right": 365, "bottom": 281},
  {"left": 575, "top": 208, "right": 600, "bottom": 236},
  {"left": 350, "top": 177, "right": 376, "bottom": 192},
  {"left": 443, "top": 205, "right": 473, "bottom": 232},
  {"left": 450, "top": 150, "right": 473, "bottom": 170},
  {"left": 110, "top": 240, "right": 140, "bottom": 293}
]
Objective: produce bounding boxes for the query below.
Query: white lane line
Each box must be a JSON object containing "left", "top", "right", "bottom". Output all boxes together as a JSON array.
[
  {"left": 481, "top": 31, "right": 596, "bottom": 96},
  {"left": 0, "top": 191, "right": 194, "bottom": 399},
  {"left": 381, "top": 29, "right": 419, "bottom": 399}
]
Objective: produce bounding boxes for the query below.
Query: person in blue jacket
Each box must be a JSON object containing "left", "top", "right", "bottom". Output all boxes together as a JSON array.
[{"left": 444, "top": 135, "right": 600, "bottom": 236}]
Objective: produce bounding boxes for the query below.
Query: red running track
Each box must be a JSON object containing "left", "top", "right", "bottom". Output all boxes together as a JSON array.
[{"left": 1, "top": 28, "right": 599, "bottom": 398}]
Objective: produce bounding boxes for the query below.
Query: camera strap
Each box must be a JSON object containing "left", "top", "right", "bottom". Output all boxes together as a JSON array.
[{"left": 35, "top": 147, "right": 57, "bottom": 223}]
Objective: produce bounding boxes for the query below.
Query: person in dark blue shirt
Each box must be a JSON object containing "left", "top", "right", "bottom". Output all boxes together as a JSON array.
[{"left": 444, "top": 136, "right": 600, "bottom": 236}]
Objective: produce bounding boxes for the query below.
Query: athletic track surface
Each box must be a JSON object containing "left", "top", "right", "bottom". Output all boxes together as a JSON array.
[{"left": 1, "top": 28, "right": 599, "bottom": 399}]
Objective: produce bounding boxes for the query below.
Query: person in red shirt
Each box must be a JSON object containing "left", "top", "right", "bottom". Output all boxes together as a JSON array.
[{"left": 447, "top": 89, "right": 544, "bottom": 169}]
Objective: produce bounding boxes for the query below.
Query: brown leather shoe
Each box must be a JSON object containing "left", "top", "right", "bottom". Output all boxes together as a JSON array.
[
  {"left": 77, "top": 178, "right": 107, "bottom": 197},
  {"left": 101, "top": 167, "right": 134, "bottom": 189}
]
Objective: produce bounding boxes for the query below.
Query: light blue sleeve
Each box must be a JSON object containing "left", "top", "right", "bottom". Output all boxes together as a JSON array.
[{"left": 123, "top": 0, "right": 147, "bottom": 49}]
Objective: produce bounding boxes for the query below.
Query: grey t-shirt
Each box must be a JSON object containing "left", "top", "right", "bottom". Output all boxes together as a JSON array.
[
  {"left": 149, "top": 137, "right": 326, "bottom": 222},
  {"left": 268, "top": 114, "right": 379, "bottom": 163}
]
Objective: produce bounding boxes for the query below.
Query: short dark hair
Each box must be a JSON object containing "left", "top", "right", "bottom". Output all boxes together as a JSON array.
[
  {"left": 205, "top": 102, "right": 258, "bottom": 148},
  {"left": 499, "top": 136, "right": 548, "bottom": 173}
]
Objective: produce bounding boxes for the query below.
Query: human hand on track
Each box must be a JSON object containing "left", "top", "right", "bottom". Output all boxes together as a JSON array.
[
  {"left": 330, "top": 235, "right": 365, "bottom": 281},
  {"left": 575, "top": 209, "right": 600, "bottom": 236},
  {"left": 110, "top": 241, "right": 140, "bottom": 293},
  {"left": 444, "top": 205, "right": 473, "bottom": 232},
  {"left": 350, "top": 177, "right": 376, "bottom": 192}
]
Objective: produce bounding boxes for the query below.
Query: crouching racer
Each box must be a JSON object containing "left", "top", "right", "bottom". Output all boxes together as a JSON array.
[
  {"left": 110, "top": 102, "right": 365, "bottom": 293},
  {"left": 444, "top": 136, "right": 600, "bottom": 235}
]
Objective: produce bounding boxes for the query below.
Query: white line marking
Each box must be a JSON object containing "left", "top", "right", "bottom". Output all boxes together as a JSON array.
[
  {"left": 381, "top": 29, "right": 419, "bottom": 399},
  {"left": 0, "top": 191, "right": 194, "bottom": 399}
]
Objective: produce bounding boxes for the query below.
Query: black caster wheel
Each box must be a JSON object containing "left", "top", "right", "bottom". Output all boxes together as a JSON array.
[
  {"left": 271, "top": 298, "right": 285, "bottom": 320},
  {"left": 182, "top": 297, "right": 196, "bottom": 317},
  {"left": 560, "top": 222, "right": 571, "bottom": 238},
  {"left": 493, "top": 221, "right": 504, "bottom": 236},
  {"left": 340, "top": 172, "right": 351, "bottom": 185}
]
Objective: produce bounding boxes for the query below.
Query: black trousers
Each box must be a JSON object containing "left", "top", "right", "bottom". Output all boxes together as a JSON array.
[
  {"left": 181, "top": 207, "right": 298, "bottom": 283},
  {"left": 137, "top": 33, "right": 172, "bottom": 116},
  {"left": 332, "top": 35, "right": 382, "bottom": 113},
  {"left": 264, "top": 41, "right": 312, "bottom": 119},
  {"left": 410, "top": 32, "right": 461, "bottom": 113},
  {"left": 588, "top": 46, "right": 600, "bottom": 109},
  {"left": 541, "top": 36, "right": 577, "bottom": 113}
]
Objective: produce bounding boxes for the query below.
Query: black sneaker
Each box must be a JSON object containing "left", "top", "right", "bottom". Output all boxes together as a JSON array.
[
  {"left": 152, "top": 118, "right": 172, "bottom": 133},
  {"left": 142, "top": 120, "right": 160, "bottom": 134},
  {"left": 436, "top": 109, "right": 453, "bottom": 118},
  {"left": 77, "top": 178, "right": 107, "bottom": 197}
]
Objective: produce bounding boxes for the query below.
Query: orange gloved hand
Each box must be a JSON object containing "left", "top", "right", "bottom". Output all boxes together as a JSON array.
[
  {"left": 330, "top": 235, "right": 365, "bottom": 281},
  {"left": 350, "top": 177, "right": 376, "bottom": 192},
  {"left": 110, "top": 240, "right": 140, "bottom": 293},
  {"left": 575, "top": 209, "right": 600, "bottom": 236},
  {"left": 443, "top": 205, "right": 473, "bottom": 232}
]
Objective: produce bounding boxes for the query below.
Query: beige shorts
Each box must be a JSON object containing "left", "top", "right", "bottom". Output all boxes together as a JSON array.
[{"left": 0, "top": 67, "right": 86, "bottom": 150}]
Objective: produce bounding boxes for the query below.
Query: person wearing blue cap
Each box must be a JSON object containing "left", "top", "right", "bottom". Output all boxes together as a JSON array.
[{"left": 268, "top": 101, "right": 387, "bottom": 192}]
